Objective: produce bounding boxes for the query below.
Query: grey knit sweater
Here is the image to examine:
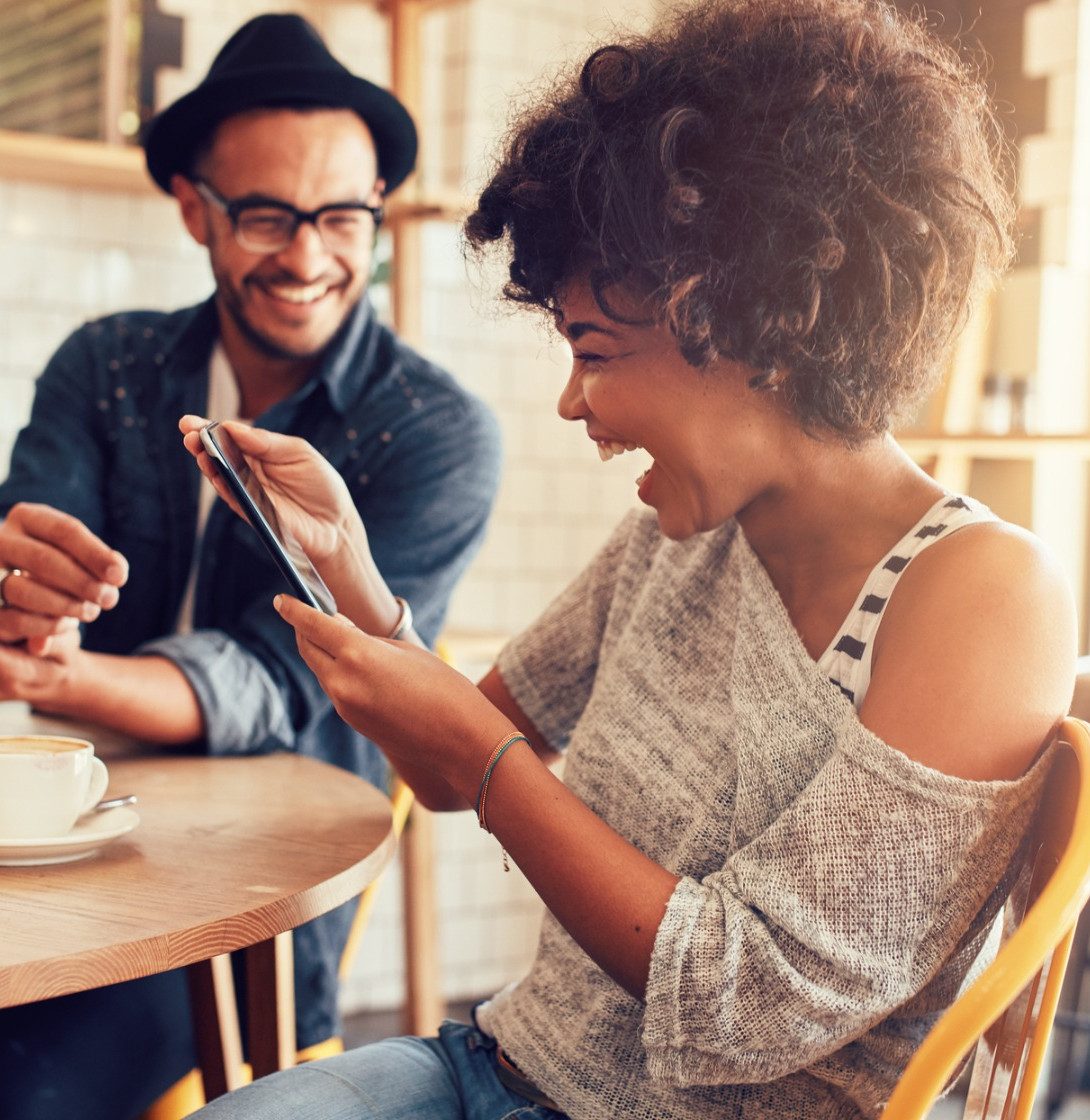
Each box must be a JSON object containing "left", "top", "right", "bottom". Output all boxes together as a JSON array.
[{"left": 477, "top": 507, "right": 1048, "bottom": 1120}]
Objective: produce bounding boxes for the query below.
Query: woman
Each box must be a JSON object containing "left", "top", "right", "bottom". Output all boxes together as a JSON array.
[{"left": 182, "top": 0, "right": 1077, "bottom": 1116}]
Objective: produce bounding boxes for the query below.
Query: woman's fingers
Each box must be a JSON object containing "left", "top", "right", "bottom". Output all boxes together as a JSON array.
[
  {"left": 275, "top": 595, "right": 357, "bottom": 658},
  {"left": 181, "top": 415, "right": 315, "bottom": 467}
]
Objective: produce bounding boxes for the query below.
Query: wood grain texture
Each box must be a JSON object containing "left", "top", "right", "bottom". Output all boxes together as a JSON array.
[{"left": 0, "top": 752, "right": 395, "bottom": 1009}]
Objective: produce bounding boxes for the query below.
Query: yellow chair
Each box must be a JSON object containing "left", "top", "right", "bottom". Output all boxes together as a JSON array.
[
  {"left": 141, "top": 776, "right": 416, "bottom": 1120},
  {"left": 882, "top": 716, "right": 1090, "bottom": 1120}
]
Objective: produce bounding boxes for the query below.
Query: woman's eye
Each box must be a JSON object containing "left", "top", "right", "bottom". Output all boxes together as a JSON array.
[{"left": 575, "top": 351, "right": 608, "bottom": 365}]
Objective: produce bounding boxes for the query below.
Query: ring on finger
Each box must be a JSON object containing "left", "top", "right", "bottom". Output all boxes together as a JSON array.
[{"left": 0, "top": 568, "right": 22, "bottom": 610}]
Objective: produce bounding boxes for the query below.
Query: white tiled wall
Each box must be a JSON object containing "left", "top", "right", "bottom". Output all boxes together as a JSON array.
[
  {"left": 1, "top": 0, "right": 656, "bottom": 1014},
  {"left": 0, "top": 181, "right": 209, "bottom": 465}
]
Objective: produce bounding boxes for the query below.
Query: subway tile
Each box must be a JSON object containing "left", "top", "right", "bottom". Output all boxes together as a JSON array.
[
  {"left": 0, "top": 377, "right": 34, "bottom": 426},
  {"left": 75, "top": 191, "right": 139, "bottom": 247},
  {"left": 0, "top": 240, "right": 36, "bottom": 302},
  {"left": 1046, "top": 70, "right": 1078, "bottom": 133},
  {"left": 1024, "top": 1, "right": 1079, "bottom": 78},
  {"left": 7, "top": 182, "right": 53, "bottom": 238},
  {"left": 134, "top": 194, "right": 194, "bottom": 251},
  {"left": 1020, "top": 133, "right": 1075, "bottom": 207},
  {"left": 1037, "top": 204, "right": 1071, "bottom": 266}
]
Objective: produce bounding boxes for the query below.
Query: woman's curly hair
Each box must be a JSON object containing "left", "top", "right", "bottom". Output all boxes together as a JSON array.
[{"left": 465, "top": 0, "right": 1016, "bottom": 441}]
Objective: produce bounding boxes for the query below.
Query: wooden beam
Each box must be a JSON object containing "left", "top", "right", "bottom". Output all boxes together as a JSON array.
[{"left": 0, "top": 128, "right": 154, "bottom": 192}]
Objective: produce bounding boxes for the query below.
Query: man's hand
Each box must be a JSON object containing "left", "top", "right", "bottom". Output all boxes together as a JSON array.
[
  {"left": 0, "top": 503, "right": 129, "bottom": 651},
  {"left": 0, "top": 627, "right": 82, "bottom": 702}
]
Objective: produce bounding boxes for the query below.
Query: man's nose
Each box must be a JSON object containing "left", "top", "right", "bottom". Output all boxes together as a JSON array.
[{"left": 274, "top": 219, "right": 331, "bottom": 273}]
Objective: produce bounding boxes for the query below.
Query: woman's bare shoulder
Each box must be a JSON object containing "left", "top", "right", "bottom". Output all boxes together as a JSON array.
[{"left": 861, "top": 518, "right": 1077, "bottom": 781}]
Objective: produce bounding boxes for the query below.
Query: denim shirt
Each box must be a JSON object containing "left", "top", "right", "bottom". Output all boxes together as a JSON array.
[{"left": 0, "top": 295, "right": 502, "bottom": 1045}]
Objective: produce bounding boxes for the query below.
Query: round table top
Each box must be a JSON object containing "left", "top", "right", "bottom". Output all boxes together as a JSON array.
[{"left": 0, "top": 749, "right": 396, "bottom": 1008}]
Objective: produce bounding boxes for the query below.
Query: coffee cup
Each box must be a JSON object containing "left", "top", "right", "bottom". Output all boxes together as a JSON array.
[{"left": 0, "top": 736, "right": 110, "bottom": 840}]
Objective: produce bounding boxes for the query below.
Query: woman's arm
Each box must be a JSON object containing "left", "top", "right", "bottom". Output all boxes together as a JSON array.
[{"left": 275, "top": 594, "right": 679, "bottom": 1000}]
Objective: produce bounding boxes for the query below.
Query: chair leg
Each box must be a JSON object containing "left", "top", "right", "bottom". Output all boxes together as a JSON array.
[
  {"left": 1048, "top": 904, "right": 1090, "bottom": 1116},
  {"left": 401, "top": 804, "right": 445, "bottom": 1034},
  {"left": 186, "top": 954, "right": 245, "bottom": 1100},
  {"left": 244, "top": 931, "right": 297, "bottom": 1081}
]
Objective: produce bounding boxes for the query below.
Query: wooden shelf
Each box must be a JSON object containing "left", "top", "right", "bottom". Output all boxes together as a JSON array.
[
  {"left": 384, "top": 188, "right": 472, "bottom": 225},
  {"left": 897, "top": 432, "right": 1090, "bottom": 459},
  {"left": 0, "top": 129, "right": 155, "bottom": 193}
]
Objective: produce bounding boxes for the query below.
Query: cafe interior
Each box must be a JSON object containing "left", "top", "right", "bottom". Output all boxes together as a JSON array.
[{"left": 5, "top": 0, "right": 1090, "bottom": 1117}]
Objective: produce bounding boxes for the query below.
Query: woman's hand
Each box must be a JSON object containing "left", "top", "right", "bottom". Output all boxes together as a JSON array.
[
  {"left": 276, "top": 593, "right": 514, "bottom": 799},
  {"left": 279, "top": 596, "right": 677, "bottom": 1002},
  {"left": 179, "top": 416, "right": 406, "bottom": 636},
  {"left": 179, "top": 415, "right": 360, "bottom": 565}
]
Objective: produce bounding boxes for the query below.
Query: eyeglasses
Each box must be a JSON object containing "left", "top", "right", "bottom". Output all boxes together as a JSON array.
[{"left": 193, "top": 179, "right": 384, "bottom": 254}]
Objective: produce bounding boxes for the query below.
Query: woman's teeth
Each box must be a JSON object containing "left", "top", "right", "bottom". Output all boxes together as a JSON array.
[{"left": 596, "top": 440, "right": 640, "bottom": 462}]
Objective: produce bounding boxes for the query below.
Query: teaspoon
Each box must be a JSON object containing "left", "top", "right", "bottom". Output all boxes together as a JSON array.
[{"left": 94, "top": 795, "right": 137, "bottom": 812}]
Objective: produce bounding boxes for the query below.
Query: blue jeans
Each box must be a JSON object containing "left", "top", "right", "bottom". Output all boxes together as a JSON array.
[
  {"left": 0, "top": 970, "right": 197, "bottom": 1120},
  {"left": 193, "top": 1021, "right": 568, "bottom": 1120}
]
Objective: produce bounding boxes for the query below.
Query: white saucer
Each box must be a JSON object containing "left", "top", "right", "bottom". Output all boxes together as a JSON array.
[{"left": 0, "top": 807, "right": 140, "bottom": 867}]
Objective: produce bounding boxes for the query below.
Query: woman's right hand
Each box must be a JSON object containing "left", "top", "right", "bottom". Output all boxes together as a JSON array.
[
  {"left": 179, "top": 416, "right": 406, "bottom": 639},
  {"left": 179, "top": 415, "right": 361, "bottom": 564}
]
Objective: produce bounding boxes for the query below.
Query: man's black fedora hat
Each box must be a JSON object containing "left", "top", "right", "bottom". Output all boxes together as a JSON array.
[{"left": 143, "top": 13, "right": 417, "bottom": 194}]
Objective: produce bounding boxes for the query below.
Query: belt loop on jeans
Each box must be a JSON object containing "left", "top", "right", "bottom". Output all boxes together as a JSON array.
[{"left": 494, "top": 1048, "right": 564, "bottom": 1112}]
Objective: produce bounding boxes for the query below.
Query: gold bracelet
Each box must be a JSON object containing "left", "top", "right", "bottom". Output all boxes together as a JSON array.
[{"left": 476, "top": 732, "right": 529, "bottom": 843}]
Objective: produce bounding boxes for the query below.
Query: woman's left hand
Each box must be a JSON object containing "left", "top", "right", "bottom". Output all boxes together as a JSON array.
[
  {"left": 276, "top": 593, "right": 513, "bottom": 792},
  {"left": 179, "top": 415, "right": 359, "bottom": 565}
]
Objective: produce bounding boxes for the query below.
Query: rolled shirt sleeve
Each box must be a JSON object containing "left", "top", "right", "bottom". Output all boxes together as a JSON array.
[{"left": 138, "top": 630, "right": 294, "bottom": 755}]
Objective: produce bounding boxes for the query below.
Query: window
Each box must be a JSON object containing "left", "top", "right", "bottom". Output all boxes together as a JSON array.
[{"left": 0, "top": 0, "right": 180, "bottom": 145}]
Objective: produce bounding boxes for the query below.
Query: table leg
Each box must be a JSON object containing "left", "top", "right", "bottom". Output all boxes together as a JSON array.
[
  {"left": 244, "top": 930, "right": 297, "bottom": 1080},
  {"left": 402, "top": 804, "right": 444, "bottom": 1034},
  {"left": 186, "top": 954, "right": 245, "bottom": 1100}
]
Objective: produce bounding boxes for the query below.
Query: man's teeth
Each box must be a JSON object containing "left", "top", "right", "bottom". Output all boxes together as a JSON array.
[
  {"left": 267, "top": 282, "right": 329, "bottom": 304},
  {"left": 597, "top": 441, "right": 640, "bottom": 462}
]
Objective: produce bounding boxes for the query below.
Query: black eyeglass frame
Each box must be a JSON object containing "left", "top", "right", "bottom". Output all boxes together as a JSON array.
[{"left": 193, "top": 179, "right": 384, "bottom": 253}]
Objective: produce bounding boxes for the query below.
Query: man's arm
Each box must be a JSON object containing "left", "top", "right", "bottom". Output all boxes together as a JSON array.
[{"left": 0, "top": 638, "right": 205, "bottom": 742}]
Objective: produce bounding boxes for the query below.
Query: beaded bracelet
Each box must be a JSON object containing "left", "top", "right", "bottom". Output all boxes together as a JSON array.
[{"left": 476, "top": 732, "right": 529, "bottom": 870}]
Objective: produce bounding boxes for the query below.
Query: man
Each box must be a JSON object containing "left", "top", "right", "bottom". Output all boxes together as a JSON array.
[{"left": 0, "top": 14, "right": 501, "bottom": 1119}]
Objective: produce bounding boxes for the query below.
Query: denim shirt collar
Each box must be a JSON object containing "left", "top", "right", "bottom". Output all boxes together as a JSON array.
[{"left": 165, "top": 294, "right": 381, "bottom": 420}]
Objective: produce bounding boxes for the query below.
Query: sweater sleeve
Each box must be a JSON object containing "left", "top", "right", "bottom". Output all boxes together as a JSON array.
[{"left": 642, "top": 715, "right": 1050, "bottom": 1087}]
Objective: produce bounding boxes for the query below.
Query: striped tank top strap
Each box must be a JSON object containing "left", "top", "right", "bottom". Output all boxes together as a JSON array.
[{"left": 817, "top": 494, "right": 995, "bottom": 710}]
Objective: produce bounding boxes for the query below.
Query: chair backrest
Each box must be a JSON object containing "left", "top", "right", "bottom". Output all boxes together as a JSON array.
[
  {"left": 882, "top": 716, "right": 1090, "bottom": 1120},
  {"left": 338, "top": 774, "right": 415, "bottom": 980}
]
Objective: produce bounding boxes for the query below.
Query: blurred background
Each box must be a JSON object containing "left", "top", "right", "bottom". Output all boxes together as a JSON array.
[{"left": 2, "top": 0, "right": 1089, "bottom": 1037}]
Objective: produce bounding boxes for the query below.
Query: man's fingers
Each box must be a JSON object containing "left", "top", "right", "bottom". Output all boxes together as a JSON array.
[
  {"left": 0, "top": 602, "right": 83, "bottom": 646},
  {"left": 3, "top": 504, "right": 128, "bottom": 593},
  {"left": 0, "top": 563, "right": 112, "bottom": 620}
]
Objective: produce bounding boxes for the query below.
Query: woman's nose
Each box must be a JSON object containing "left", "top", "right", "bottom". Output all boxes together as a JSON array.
[{"left": 557, "top": 367, "right": 587, "bottom": 421}]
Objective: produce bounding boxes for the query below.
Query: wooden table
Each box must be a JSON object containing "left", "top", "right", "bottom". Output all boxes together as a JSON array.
[{"left": 0, "top": 704, "right": 396, "bottom": 1099}]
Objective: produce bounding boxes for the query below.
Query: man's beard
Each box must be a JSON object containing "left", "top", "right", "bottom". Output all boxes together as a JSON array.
[{"left": 221, "top": 288, "right": 357, "bottom": 362}]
